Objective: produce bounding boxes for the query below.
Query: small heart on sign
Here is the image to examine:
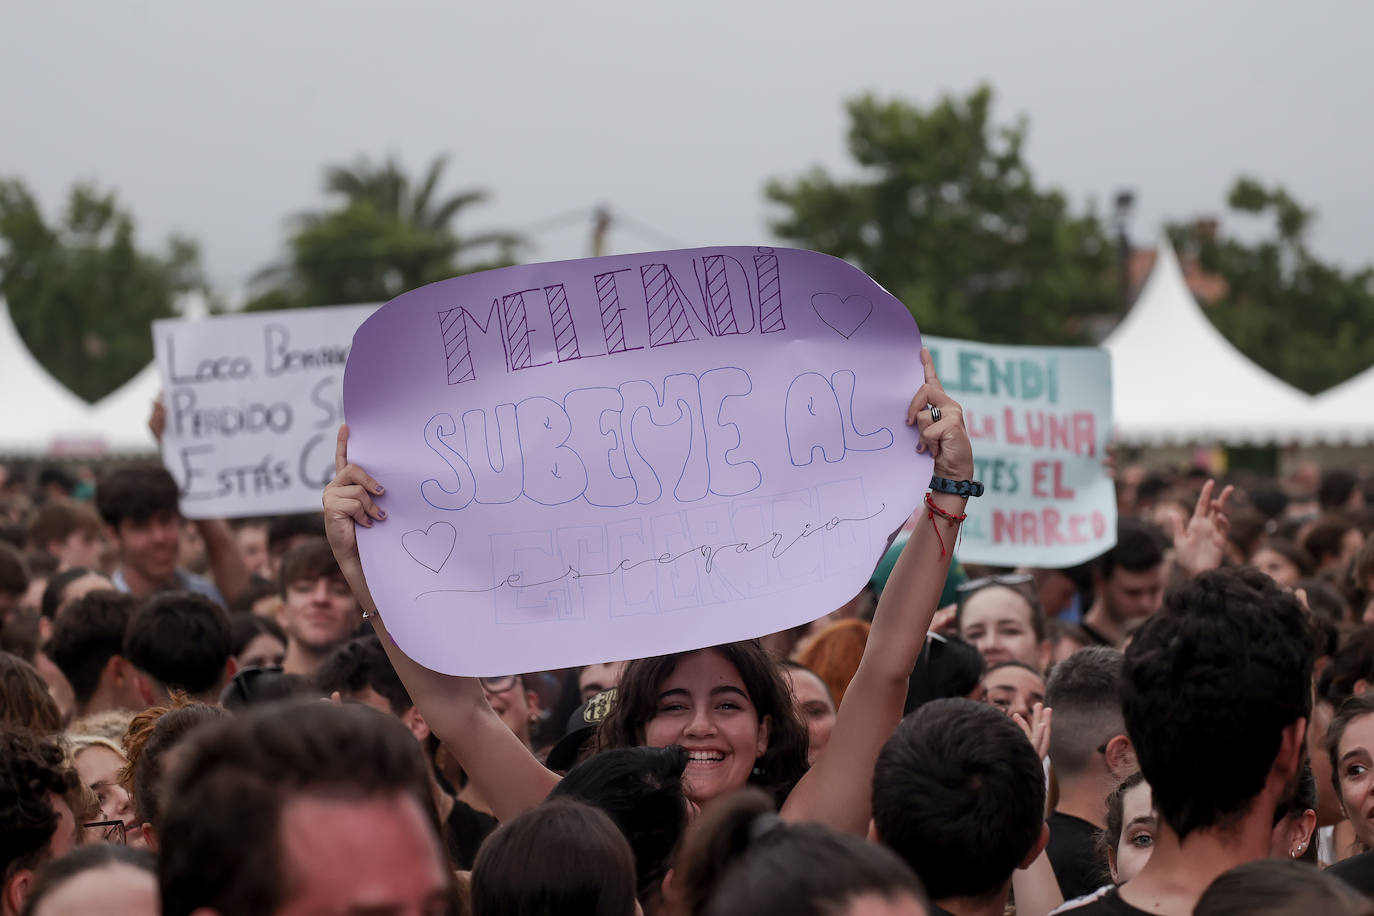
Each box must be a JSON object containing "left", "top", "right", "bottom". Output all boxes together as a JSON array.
[
  {"left": 401, "top": 522, "right": 457, "bottom": 574},
  {"left": 811, "top": 293, "right": 874, "bottom": 339}
]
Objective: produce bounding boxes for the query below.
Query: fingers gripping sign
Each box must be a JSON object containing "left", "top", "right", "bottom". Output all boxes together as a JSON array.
[{"left": 906, "top": 348, "right": 974, "bottom": 482}]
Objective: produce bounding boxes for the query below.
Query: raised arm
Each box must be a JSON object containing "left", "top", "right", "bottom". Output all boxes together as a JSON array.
[
  {"left": 782, "top": 348, "right": 972, "bottom": 833},
  {"left": 323, "top": 424, "right": 560, "bottom": 822}
]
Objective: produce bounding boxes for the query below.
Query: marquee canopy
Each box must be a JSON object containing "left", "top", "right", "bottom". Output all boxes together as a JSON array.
[{"left": 1103, "top": 242, "right": 1316, "bottom": 446}]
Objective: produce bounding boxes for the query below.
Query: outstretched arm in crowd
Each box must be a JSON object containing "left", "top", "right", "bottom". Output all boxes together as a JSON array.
[
  {"left": 781, "top": 348, "right": 973, "bottom": 834},
  {"left": 323, "top": 425, "right": 559, "bottom": 822},
  {"left": 149, "top": 397, "right": 252, "bottom": 604},
  {"left": 1170, "top": 479, "right": 1234, "bottom": 577}
]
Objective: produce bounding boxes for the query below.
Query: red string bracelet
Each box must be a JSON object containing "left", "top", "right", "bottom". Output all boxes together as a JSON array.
[{"left": 925, "top": 492, "right": 967, "bottom": 558}]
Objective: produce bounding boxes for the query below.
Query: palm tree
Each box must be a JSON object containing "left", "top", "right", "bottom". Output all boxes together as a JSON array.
[{"left": 247, "top": 154, "right": 521, "bottom": 309}]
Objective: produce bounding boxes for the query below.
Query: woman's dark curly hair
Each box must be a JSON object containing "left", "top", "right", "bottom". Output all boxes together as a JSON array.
[{"left": 595, "top": 641, "right": 810, "bottom": 806}]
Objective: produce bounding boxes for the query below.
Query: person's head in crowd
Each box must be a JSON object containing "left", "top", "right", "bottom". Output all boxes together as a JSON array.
[
  {"left": 471, "top": 798, "right": 635, "bottom": 916},
  {"left": 674, "top": 789, "right": 929, "bottom": 916},
  {"left": 780, "top": 661, "right": 836, "bottom": 765},
  {"left": 46, "top": 590, "right": 142, "bottom": 717},
  {"left": 1102, "top": 772, "right": 1155, "bottom": 886},
  {"left": 219, "top": 667, "right": 318, "bottom": 711},
  {"left": 905, "top": 633, "right": 986, "bottom": 713},
  {"left": 551, "top": 746, "right": 688, "bottom": 912},
  {"left": 314, "top": 635, "right": 425, "bottom": 736},
  {"left": 94, "top": 467, "right": 183, "bottom": 595},
  {"left": 229, "top": 612, "right": 287, "bottom": 671},
  {"left": 0, "top": 542, "right": 28, "bottom": 627},
  {"left": 1084, "top": 520, "right": 1169, "bottom": 646},
  {"left": 1045, "top": 618, "right": 1091, "bottom": 664},
  {"left": 277, "top": 539, "right": 359, "bottom": 676},
  {"left": 65, "top": 735, "right": 140, "bottom": 848},
  {"left": 24, "top": 503, "right": 103, "bottom": 574},
  {"left": 159, "top": 701, "right": 457, "bottom": 916},
  {"left": 35, "top": 467, "right": 75, "bottom": 504},
  {"left": 477, "top": 672, "right": 543, "bottom": 750},
  {"left": 66, "top": 709, "right": 133, "bottom": 745},
  {"left": 227, "top": 576, "right": 281, "bottom": 619},
  {"left": 1027, "top": 565, "right": 1083, "bottom": 618},
  {"left": 1320, "top": 470, "right": 1365, "bottom": 514},
  {"left": 129, "top": 702, "right": 229, "bottom": 850},
  {"left": 1270, "top": 759, "right": 1318, "bottom": 863},
  {"left": 1120, "top": 568, "right": 1312, "bottom": 901},
  {"left": 1225, "top": 509, "right": 1269, "bottom": 567},
  {"left": 19, "top": 845, "right": 157, "bottom": 916},
  {"left": 265, "top": 513, "right": 327, "bottom": 580},
  {"left": 597, "top": 642, "right": 810, "bottom": 808},
  {"left": 39, "top": 568, "right": 113, "bottom": 623},
  {"left": 1325, "top": 694, "right": 1374, "bottom": 851},
  {"left": 122, "top": 592, "right": 234, "bottom": 705},
  {"left": 0, "top": 729, "right": 79, "bottom": 916},
  {"left": 871, "top": 699, "right": 1046, "bottom": 913},
  {"left": 579, "top": 660, "right": 627, "bottom": 704},
  {"left": 980, "top": 661, "right": 1044, "bottom": 724},
  {"left": 1314, "top": 629, "right": 1374, "bottom": 827},
  {"left": 1301, "top": 578, "right": 1352, "bottom": 627},
  {"left": 1304, "top": 516, "right": 1364, "bottom": 576},
  {"left": 794, "top": 618, "right": 870, "bottom": 708},
  {"left": 1250, "top": 539, "right": 1315, "bottom": 590},
  {"left": 1355, "top": 536, "right": 1374, "bottom": 624},
  {"left": 0, "top": 652, "right": 62, "bottom": 735},
  {"left": 1194, "top": 859, "right": 1373, "bottom": 916},
  {"left": 956, "top": 574, "right": 1050, "bottom": 672},
  {"left": 230, "top": 518, "right": 271, "bottom": 578},
  {"left": 1045, "top": 647, "right": 1134, "bottom": 825}
]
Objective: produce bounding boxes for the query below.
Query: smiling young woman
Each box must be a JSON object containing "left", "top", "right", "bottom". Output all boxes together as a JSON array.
[{"left": 323, "top": 348, "right": 975, "bottom": 833}]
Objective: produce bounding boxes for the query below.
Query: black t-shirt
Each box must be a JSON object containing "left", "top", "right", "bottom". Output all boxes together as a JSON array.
[
  {"left": 1053, "top": 887, "right": 1153, "bottom": 915},
  {"left": 445, "top": 798, "right": 498, "bottom": 870},
  {"left": 1046, "top": 811, "right": 1109, "bottom": 900},
  {"left": 1327, "top": 849, "right": 1374, "bottom": 896}
]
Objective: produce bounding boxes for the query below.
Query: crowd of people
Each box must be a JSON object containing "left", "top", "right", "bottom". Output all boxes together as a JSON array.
[{"left": 1, "top": 351, "right": 1374, "bottom": 915}]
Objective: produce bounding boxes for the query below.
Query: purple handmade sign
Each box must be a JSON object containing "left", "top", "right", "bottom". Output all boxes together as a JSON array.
[{"left": 345, "top": 246, "right": 931, "bottom": 675}]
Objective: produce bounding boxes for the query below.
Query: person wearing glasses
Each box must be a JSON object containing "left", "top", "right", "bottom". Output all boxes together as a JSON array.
[{"left": 956, "top": 574, "right": 1052, "bottom": 673}]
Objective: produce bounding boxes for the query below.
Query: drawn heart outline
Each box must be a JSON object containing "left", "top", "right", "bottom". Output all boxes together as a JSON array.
[
  {"left": 401, "top": 522, "right": 457, "bottom": 574},
  {"left": 811, "top": 293, "right": 874, "bottom": 339}
]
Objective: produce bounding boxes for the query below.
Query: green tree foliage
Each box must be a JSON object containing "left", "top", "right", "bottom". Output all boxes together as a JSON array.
[
  {"left": 1173, "top": 179, "right": 1374, "bottom": 394},
  {"left": 0, "top": 178, "right": 203, "bottom": 401},
  {"left": 765, "top": 86, "right": 1115, "bottom": 344},
  {"left": 247, "top": 155, "right": 522, "bottom": 309}
]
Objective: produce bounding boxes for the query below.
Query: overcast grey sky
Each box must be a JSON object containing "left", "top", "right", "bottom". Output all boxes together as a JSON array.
[{"left": 4, "top": 1, "right": 1371, "bottom": 296}]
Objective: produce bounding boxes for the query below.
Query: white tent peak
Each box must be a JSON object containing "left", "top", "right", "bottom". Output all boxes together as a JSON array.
[
  {"left": 0, "top": 297, "right": 106, "bottom": 456},
  {"left": 1103, "top": 237, "right": 1314, "bottom": 445}
]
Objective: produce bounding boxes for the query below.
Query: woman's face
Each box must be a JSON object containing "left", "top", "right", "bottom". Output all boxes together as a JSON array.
[
  {"left": 983, "top": 665, "right": 1046, "bottom": 724},
  {"left": 73, "top": 744, "right": 143, "bottom": 847},
  {"left": 236, "top": 632, "right": 287, "bottom": 670},
  {"left": 481, "top": 675, "right": 540, "bottom": 749},
  {"left": 959, "top": 587, "right": 1046, "bottom": 670},
  {"left": 1251, "top": 548, "right": 1303, "bottom": 589},
  {"left": 1112, "top": 781, "right": 1156, "bottom": 885},
  {"left": 783, "top": 667, "right": 836, "bottom": 766},
  {"left": 1336, "top": 712, "right": 1374, "bottom": 848},
  {"left": 642, "top": 649, "right": 770, "bottom": 807}
]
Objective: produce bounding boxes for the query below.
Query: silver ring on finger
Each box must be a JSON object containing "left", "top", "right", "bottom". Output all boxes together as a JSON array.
[{"left": 929, "top": 405, "right": 943, "bottom": 423}]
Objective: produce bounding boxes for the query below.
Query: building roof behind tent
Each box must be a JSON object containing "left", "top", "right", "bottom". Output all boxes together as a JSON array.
[
  {"left": 88, "top": 362, "right": 161, "bottom": 455},
  {"left": 1102, "top": 239, "right": 1315, "bottom": 446},
  {"left": 0, "top": 297, "right": 102, "bottom": 457},
  {"left": 1308, "top": 363, "right": 1374, "bottom": 445}
]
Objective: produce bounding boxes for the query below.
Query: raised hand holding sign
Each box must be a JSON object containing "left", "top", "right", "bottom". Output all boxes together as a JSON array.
[{"left": 341, "top": 247, "right": 932, "bottom": 675}]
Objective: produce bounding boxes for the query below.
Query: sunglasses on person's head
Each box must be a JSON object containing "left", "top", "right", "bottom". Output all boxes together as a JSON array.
[
  {"left": 83, "top": 819, "right": 126, "bottom": 845},
  {"left": 957, "top": 572, "right": 1035, "bottom": 594},
  {"left": 223, "top": 665, "right": 287, "bottom": 707}
]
